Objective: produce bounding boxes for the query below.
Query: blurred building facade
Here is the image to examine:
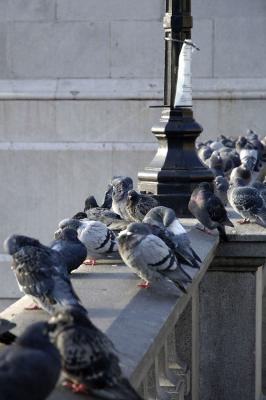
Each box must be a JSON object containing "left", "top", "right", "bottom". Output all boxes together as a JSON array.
[{"left": 0, "top": 0, "right": 265, "bottom": 259}]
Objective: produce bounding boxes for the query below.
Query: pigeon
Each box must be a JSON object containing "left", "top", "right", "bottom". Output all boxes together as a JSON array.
[
  {"left": 207, "top": 151, "right": 224, "bottom": 177},
  {"left": 118, "top": 223, "right": 191, "bottom": 292},
  {"left": 228, "top": 178, "right": 266, "bottom": 226},
  {"left": 50, "top": 227, "right": 87, "bottom": 274},
  {"left": 0, "top": 318, "right": 16, "bottom": 345},
  {"left": 48, "top": 307, "right": 143, "bottom": 399},
  {"left": 83, "top": 195, "right": 123, "bottom": 227},
  {"left": 230, "top": 165, "right": 252, "bottom": 186},
  {"left": 4, "top": 234, "right": 86, "bottom": 314},
  {"left": 240, "top": 148, "right": 258, "bottom": 172},
  {"left": 0, "top": 321, "right": 61, "bottom": 400},
  {"left": 126, "top": 190, "right": 160, "bottom": 222},
  {"left": 214, "top": 176, "right": 229, "bottom": 206},
  {"left": 188, "top": 182, "right": 234, "bottom": 241},
  {"left": 143, "top": 206, "right": 201, "bottom": 268},
  {"left": 100, "top": 183, "right": 114, "bottom": 209},
  {"left": 197, "top": 144, "right": 212, "bottom": 166},
  {"left": 58, "top": 218, "right": 119, "bottom": 264},
  {"left": 111, "top": 176, "right": 133, "bottom": 220}
]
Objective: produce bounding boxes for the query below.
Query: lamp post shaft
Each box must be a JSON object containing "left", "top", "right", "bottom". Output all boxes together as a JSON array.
[{"left": 138, "top": 0, "right": 213, "bottom": 216}]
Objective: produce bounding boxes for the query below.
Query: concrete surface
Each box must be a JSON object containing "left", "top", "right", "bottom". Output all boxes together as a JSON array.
[{"left": 0, "top": 227, "right": 218, "bottom": 399}]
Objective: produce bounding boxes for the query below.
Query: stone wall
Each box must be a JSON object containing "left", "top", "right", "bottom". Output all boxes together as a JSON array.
[{"left": 0, "top": 0, "right": 266, "bottom": 305}]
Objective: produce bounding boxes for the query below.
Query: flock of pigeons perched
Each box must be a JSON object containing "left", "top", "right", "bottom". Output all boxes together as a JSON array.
[{"left": 0, "top": 129, "right": 266, "bottom": 400}]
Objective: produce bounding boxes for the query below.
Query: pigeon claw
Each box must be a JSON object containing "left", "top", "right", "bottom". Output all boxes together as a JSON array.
[
  {"left": 237, "top": 219, "right": 250, "bottom": 225},
  {"left": 137, "top": 281, "right": 150, "bottom": 289},
  {"left": 24, "top": 303, "right": 41, "bottom": 310},
  {"left": 83, "top": 259, "right": 97, "bottom": 266},
  {"left": 63, "top": 380, "right": 88, "bottom": 394},
  {"left": 196, "top": 226, "right": 213, "bottom": 235}
]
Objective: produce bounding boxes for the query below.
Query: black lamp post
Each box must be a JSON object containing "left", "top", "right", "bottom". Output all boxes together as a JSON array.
[{"left": 138, "top": 0, "right": 213, "bottom": 216}]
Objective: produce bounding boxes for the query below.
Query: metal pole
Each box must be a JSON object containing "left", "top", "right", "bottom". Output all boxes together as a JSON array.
[{"left": 138, "top": 0, "right": 213, "bottom": 216}]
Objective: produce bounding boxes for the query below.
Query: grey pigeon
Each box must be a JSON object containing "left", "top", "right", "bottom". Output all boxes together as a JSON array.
[
  {"left": 228, "top": 178, "right": 266, "bottom": 226},
  {"left": 111, "top": 176, "right": 133, "bottom": 220},
  {"left": 101, "top": 183, "right": 113, "bottom": 209},
  {"left": 0, "top": 321, "right": 61, "bottom": 400},
  {"left": 48, "top": 307, "right": 143, "bottom": 399},
  {"left": 4, "top": 234, "right": 86, "bottom": 314},
  {"left": 126, "top": 190, "right": 160, "bottom": 222},
  {"left": 230, "top": 165, "right": 252, "bottom": 186},
  {"left": 118, "top": 223, "right": 191, "bottom": 292},
  {"left": 240, "top": 148, "right": 258, "bottom": 172},
  {"left": 188, "top": 182, "right": 234, "bottom": 241},
  {"left": 207, "top": 151, "right": 224, "bottom": 177},
  {"left": 0, "top": 318, "right": 16, "bottom": 345},
  {"left": 143, "top": 206, "right": 201, "bottom": 268},
  {"left": 214, "top": 175, "right": 229, "bottom": 206},
  {"left": 50, "top": 227, "right": 87, "bottom": 274},
  {"left": 58, "top": 218, "right": 119, "bottom": 264},
  {"left": 84, "top": 195, "right": 123, "bottom": 227},
  {"left": 197, "top": 144, "right": 212, "bottom": 165}
]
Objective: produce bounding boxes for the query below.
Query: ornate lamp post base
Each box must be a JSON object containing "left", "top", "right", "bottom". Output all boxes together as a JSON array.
[{"left": 138, "top": 107, "right": 213, "bottom": 216}]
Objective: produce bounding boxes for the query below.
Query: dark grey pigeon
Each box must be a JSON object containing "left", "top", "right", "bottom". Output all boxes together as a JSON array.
[
  {"left": 228, "top": 178, "right": 266, "bottom": 226},
  {"left": 101, "top": 183, "right": 113, "bottom": 209},
  {"left": 214, "top": 176, "right": 229, "bottom": 206},
  {"left": 4, "top": 234, "right": 86, "bottom": 314},
  {"left": 48, "top": 307, "right": 143, "bottom": 400},
  {"left": 197, "top": 144, "right": 213, "bottom": 165},
  {"left": 126, "top": 190, "right": 159, "bottom": 222},
  {"left": 58, "top": 218, "right": 119, "bottom": 264},
  {"left": 50, "top": 227, "right": 87, "bottom": 274},
  {"left": 208, "top": 151, "right": 224, "bottom": 177},
  {"left": 118, "top": 223, "right": 191, "bottom": 292},
  {"left": 143, "top": 206, "right": 201, "bottom": 269},
  {"left": 0, "top": 318, "right": 16, "bottom": 345},
  {"left": 0, "top": 321, "right": 61, "bottom": 400},
  {"left": 188, "top": 182, "right": 234, "bottom": 241},
  {"left": 111, "top": 176, "right": 133, "bottom": 220}
]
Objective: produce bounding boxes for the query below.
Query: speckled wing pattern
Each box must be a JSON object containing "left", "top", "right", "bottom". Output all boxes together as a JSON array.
[
  {"left": 127, "top": 195, "right": 159, "bottom": 222},
  {"left": 232, "top": 187, "right": 263, "bottom": 213}
]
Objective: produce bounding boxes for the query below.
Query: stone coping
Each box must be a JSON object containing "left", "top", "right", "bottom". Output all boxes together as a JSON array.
[{"left": 0, "top": 227, "right": 218, "bottom": 399}]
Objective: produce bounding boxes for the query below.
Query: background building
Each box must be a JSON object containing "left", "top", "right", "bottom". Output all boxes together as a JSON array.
[{"left": 0, "top": 0, "right": 265, "bottom": 305}]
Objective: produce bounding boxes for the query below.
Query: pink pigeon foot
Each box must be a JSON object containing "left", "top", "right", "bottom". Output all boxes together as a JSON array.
[
  {"left": 24, "top": 303, "right": 41, "bottom": 310},
  {"left": 83, "top": 259, "right": 97, "bottom": 266},
  {"left": 137, "top": 281, "right": 151, "bottom": 289}
]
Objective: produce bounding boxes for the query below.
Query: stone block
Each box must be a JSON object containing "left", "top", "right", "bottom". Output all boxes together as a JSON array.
[
  {"left": 193, "top": 98, "right": 266, "bottom": 141},
  {"left": 9, "top": 22, "right": 109, "bottom": 78},
  {"left": 192, "top": 19, "right": 213, "bottom": 78},
  {"left": 193, "top": 0, "right": 266, "bottom": 18},
  {"left": 0, "top": 100, "right": 56, "bottom": 141},
  {"left": 0, "top": 23, "right": 9, "bottom": 78},
  {"left": 56, "top": 0, "right": 165, "bottom": 21},
  {"left": 111, "top": 21, "right": 164, "bottom": 78},
  {"left": 8, "top": 0, "right": 56, "bottom": 21},
  {"left": 55, "top": 100, "right": 160, "bottom": 142},
  {"left": 0, "top": 149, "right": 113, "bottom": 245},
  {"left": 0, "top": 261, "right": 21, "bottom": 298},
  {"left": 214, "top": 17, "right": 266, "bottom": 78}
]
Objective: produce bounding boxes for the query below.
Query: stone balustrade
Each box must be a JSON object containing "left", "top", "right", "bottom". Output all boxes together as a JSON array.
[{"left": 1, "top": 216, "right": 266, "bottom": 400}]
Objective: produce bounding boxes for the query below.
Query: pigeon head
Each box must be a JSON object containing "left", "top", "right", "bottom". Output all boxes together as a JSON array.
[
  {"left": 198, "top": 182, "right": 213, "bottom": 192},
  {"left": 17, "top": 321, "right": 55, "bottom": 349},
  {"left": 84, "top": 195, "right": 98, "bottom": 211},
  {"left": 126, "top": 223, "right": 152, "bottom": 236},
  {"left": 127, "top": 189, "right": 139, "bottom": 203},
  {"left": 144, "top": 206, "right": 175, "bottom": 228},
  {"left": 58, "top": 218, "right": 81, "bottom": 231},
  {"left": 72, "top": 211, "right": 87, "bottom": 220},
  {"left": 111, "top": 176, "right": 133, "bottom": 200},
  {"left": 230, "top": 177, "right": 246, "bottom": 188},
  {"left": 55, "top": 227, "right": 79, "bottom": 242},
  {"left": 3, "top": 234, "right": 41, "bottom": 255},
  {"left": 48, "top": 306, "right": 90, "bottom": 333}
]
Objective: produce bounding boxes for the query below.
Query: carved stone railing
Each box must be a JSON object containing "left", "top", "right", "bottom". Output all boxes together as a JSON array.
[{"left": 1, "top": 217, "right": 265, "bottom": 400}]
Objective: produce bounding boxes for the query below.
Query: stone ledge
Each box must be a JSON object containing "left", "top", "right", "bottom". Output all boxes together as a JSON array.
[
  {"left": 0, "top": 78, "right": 266, "bottom": 100},
  {"left": 0, "top": 227, "right": 218, "bottom": 399}
]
